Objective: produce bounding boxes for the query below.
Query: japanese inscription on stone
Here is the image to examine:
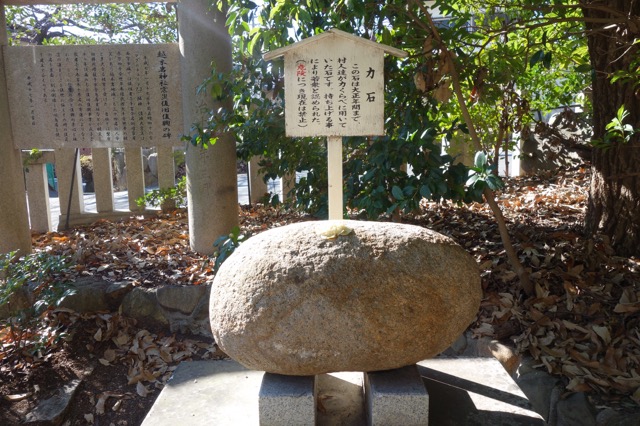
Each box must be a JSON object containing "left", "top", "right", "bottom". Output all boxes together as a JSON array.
[
  {"left": 4, "top": 43, "right": 183, "bottom": 149},
  {"left": 283, "top": 38, "right": 384, "bottom": 137}
]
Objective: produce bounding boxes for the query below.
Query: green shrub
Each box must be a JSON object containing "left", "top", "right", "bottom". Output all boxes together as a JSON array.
[
  {"left": 211, "top": 226, "right": 248, "bottom": 273},
  {"left": 137, "top": 176, "right": 187, "bottom": 211},
  {"left": 0, "top": 251, "right": 74, "bottom": 361}
]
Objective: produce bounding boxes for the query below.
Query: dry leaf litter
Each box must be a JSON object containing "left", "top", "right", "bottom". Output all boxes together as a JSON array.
[{"left": 2, "top": 168, "right": 639, "bottom": 422}]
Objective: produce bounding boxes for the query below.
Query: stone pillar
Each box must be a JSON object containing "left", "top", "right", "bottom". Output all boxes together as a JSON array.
[
  {"left": 25, "top": 163, "right": 52, "bottom": 233},
  {"left": 124, "top": 146, "right": 145, "bottom": 211},
  {"left": 447, "top": 135, "right": 474, "bottom": 167},
  {"left": 0, "top": 6, "right": 31, "bottom": 254},
  {"left": 157, "top": 145, "right": 176, "bottom": 210},
  {"left": 55, "top": 148, "right": 85, "bottom": 229},
  {"left": 249, "top": 156, "right": 268, "bottom": 204},
  {"left": 157, "top": 146, "right": 176, "bottom": 190},
  {"left": 92, "top": 148, "right": 115, "bottom": 213},
  {"left": 179, "top": 0, "right": 238, "bottom": 254}
]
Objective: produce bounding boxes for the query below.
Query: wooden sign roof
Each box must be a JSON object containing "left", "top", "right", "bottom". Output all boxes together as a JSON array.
[{"left": 263, "top": 28, "right": 407, "bottom": 61}]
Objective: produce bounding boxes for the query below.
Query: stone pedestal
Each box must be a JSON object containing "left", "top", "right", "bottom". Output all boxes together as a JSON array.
[
  {"left": 143, "top": 358, "right": 544, "bottom": 426},
  {"left": 249, "top": 156, "right": 268, "bottom": 204},
  {"left": 156, "top": 146, "right": 176, "bottom": 210},
  {"left": 92, "top": 148, "right": 115, "bottom": 213},
  {"left": 55, "top": 148, "right": 85, "bottom": 230},
  {"left": 124, "top": 146, "right": 145, "bottom": 211},
  {"left": 24, "top": 163, "right": 52, "bottom": 233}
]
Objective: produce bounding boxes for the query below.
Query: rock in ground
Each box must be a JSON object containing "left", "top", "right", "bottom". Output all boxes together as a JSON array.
[
  {"left": 25, "top": 379, "right": 82, "bottom": 425},
  {"left": 210, "top": 220, "right": 481, "bottom": 375}
]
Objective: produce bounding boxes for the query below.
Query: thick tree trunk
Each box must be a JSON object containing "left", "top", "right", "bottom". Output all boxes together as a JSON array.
[{"left": 583, "top": 1, "right": 640, "bottom": 257}]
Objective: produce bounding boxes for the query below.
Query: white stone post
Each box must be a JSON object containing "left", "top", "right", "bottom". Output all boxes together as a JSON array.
[
  {"left": 92, "top": 148, "right": 115, "bottom": 213},
  {"left": 55, "top": 148, "right": 85, "bottom": 229},
  {"left": 124, "top": 146, "right": 145, "bottom": 212},
  {"left": 157, "top": 145, "right": 176, "bottom": 210},
  {"left": 179, "top": 0, "right": 238, "bottom": 254},
  {"left": 249, "top": 156, "right": 268, "bottom": 204},
  {"left": 327, "top": 136, "right": 343, "bottom": 220},
  {"left": 0, "top": 6, "right": 31, "bottom": 254},
  {"left": 24, "top": 163, "right": 52, "bottom": 233}
]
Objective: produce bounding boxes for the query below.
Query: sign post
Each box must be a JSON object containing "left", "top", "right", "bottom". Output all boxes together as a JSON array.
[
  {"left": 264, "top": 29, "right": 406, "bottom": 220},
  {"left": 327, "top": 136, "right": 343, "bottom": 219}
]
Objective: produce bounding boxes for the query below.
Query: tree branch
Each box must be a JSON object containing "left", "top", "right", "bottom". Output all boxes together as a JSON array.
[{"left": 410, "top": 0, "right": 534, "bottom": 296}]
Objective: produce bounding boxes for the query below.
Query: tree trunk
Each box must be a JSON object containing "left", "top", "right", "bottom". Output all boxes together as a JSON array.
[{"left": 583, "top": 1, "right": 640, "bottom": 257}]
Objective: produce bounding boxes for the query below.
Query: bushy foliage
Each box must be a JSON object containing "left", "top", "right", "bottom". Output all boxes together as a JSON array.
[
  {"left": 6, "top": 3, "right": 177, "bottom": 45},
  {"left": 0, "top": 251, "right": 74, "bottom": 361},
  {"left": 211, "top": 226, "right": 248, "bottom": 273},
  {"left": 184, "top": 0, "right": 590, "bottom": 218},
  {"left": 137, "top": 176, "right": 187, "bottom": 211}
]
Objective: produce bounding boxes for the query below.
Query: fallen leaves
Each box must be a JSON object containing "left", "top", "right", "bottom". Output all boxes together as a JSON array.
[
  {"left": 50, "top": 310, "right": 222, "bottom": 422},
  {"left": 32, "top": 208, "right": 310, "bottom": 287},
  {"left": 416, "top": 169, "right": 640, "bottom": 404},
  {"left": 13, "top": 171, "right": 638, "bottom": 411}
]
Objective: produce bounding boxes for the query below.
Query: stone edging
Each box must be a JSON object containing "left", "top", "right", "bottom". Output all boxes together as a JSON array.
[{"left": 56, "top": 276, "right": 212, "bottom": 338}]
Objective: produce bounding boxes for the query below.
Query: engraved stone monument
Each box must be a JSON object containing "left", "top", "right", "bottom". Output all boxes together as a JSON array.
[{"left": 4, "top": 44, "right": 183, "bottom": 149}]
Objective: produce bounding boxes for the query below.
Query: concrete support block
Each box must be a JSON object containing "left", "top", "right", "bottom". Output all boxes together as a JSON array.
[
  {"left": 259, "top": 373, "right": 316, "bottom": 426},
  {"left": 25, "top": 162, "right": 52, "bottom": 232},
  {"left": 55, "top": 148, "right": 84, "bottom": 230},
  {"left": 124, "top": 146, "right": 145, "bottom": 211},
  {"left": 92, "top": 148, "right": 115, "bottom": 213},
  {"left": 249, "top": 156, "right": 268, "bottom": 204},
  {"left": 157, "top": 146, "right": 175, "bottom": 190},
  {"left": 364, "top": 365, "right": 429, "bottom": 426}
]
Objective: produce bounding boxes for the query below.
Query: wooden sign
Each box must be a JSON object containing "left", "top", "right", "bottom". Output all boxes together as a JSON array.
[
  {"left": 265, "top": 29, "right": 406, "bottom": 137},
  {"left": 264, "top": 29, "right": 406, "bottom": 219}
]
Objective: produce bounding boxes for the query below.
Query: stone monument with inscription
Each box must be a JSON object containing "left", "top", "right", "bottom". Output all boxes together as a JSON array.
[
  {"left": 0, "top": 0, "right": 238, "bottom": 255},
  {"left": 5, "top": 44, "right": 183, "bottom": 149},
  {"left": 0, "top": 6, "right": 30, "bottom": 255}
]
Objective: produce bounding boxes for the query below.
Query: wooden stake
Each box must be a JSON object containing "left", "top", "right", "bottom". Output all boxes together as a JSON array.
[{"left": 327, "top": 136, "right": 343, "bottom": 220}]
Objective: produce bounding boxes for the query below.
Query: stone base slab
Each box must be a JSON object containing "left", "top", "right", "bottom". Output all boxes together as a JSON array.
[{"left": 142, "top": 358, "right": 544, "bottom": 426}]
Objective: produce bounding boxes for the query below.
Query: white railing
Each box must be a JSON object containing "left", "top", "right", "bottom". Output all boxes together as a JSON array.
[
  {"left": 23, "top": 148, "right": 297, "bottom": 233},
  {"left": 23, "top": 146, "right": 176, "bottom": 232}
]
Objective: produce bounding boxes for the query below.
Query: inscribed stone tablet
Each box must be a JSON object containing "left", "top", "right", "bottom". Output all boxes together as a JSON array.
[{"left": 4, "top": 43, "right": 183, "bottom": 149}]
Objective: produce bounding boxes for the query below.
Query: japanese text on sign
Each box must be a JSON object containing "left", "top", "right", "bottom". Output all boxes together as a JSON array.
[
  {"left": 4, "top": 43, "right": 183, "bottom": 149},
  {"left": 284, "top": 39, "right": 384, "bottom": 137}
]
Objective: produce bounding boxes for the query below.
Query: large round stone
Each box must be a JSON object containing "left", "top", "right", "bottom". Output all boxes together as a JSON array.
[{"left": 210, "top": 220, "right": 481, "bottom": 375}]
